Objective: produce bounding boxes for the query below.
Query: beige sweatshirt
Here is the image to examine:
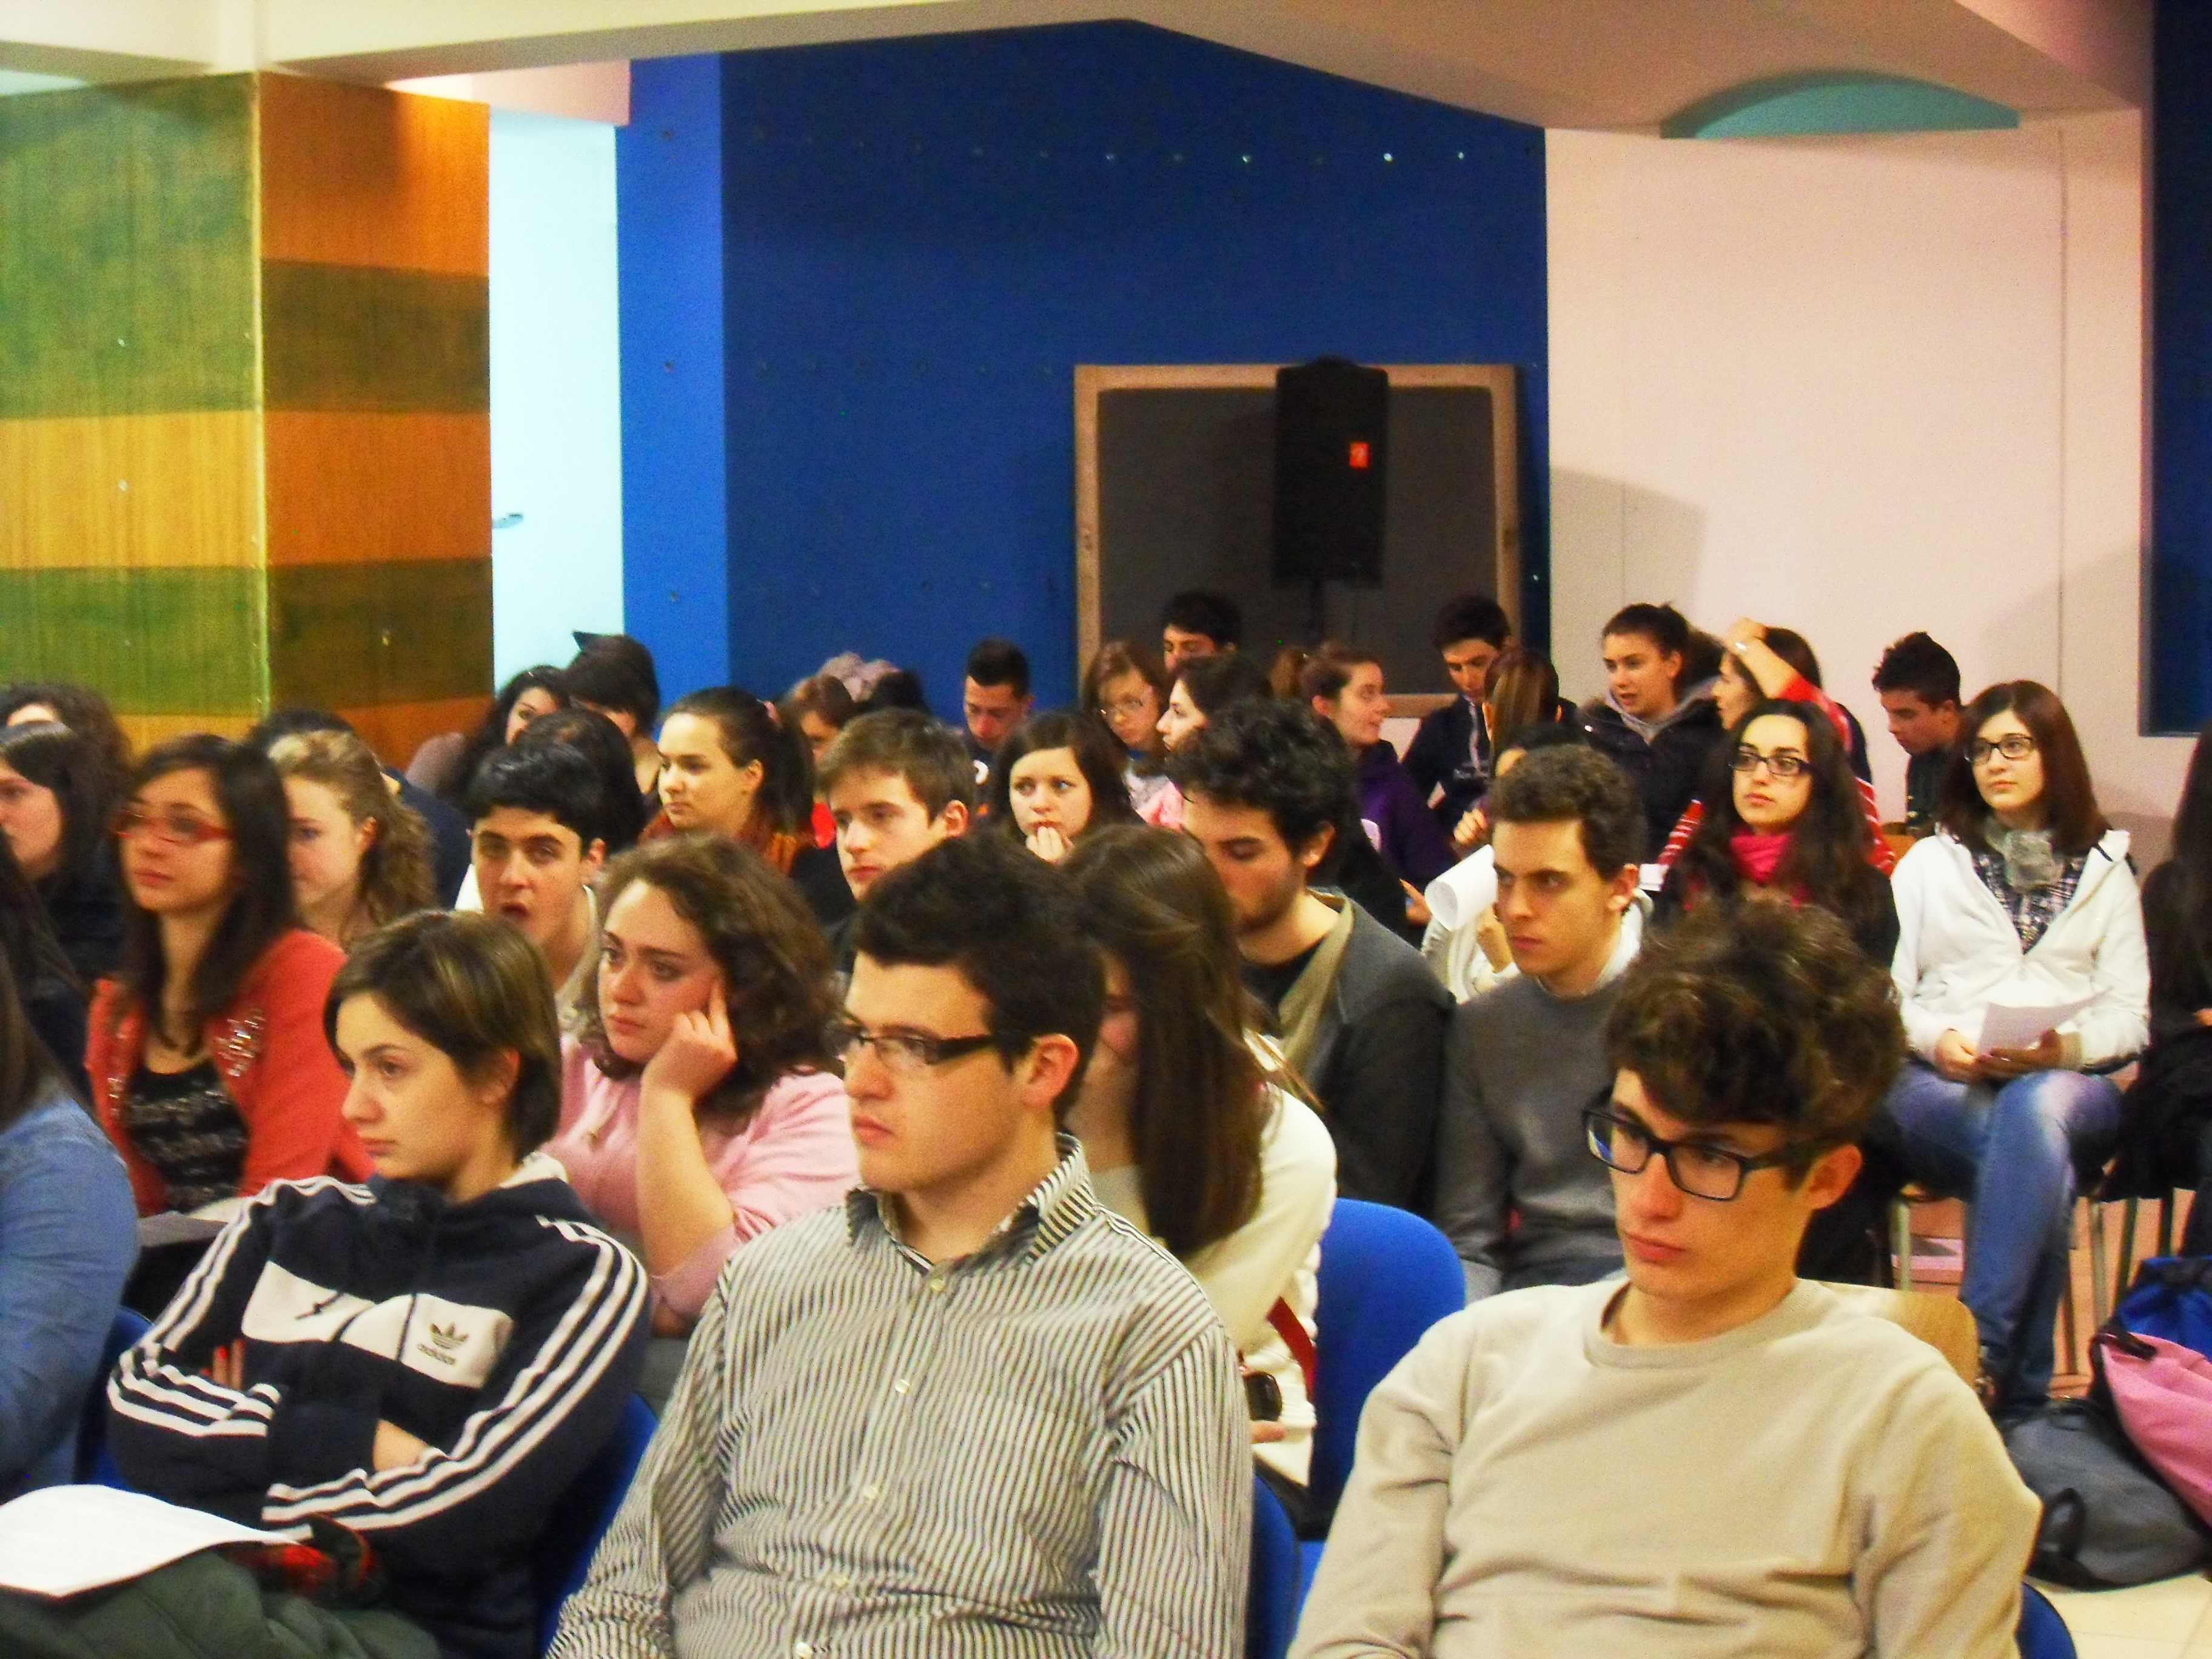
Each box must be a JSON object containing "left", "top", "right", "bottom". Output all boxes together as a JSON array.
[{"left": 1292, "top": 1278, "right": 2040, "bottom": 1659}]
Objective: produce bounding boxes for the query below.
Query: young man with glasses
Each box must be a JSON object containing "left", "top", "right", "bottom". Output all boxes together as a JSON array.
[
  {"left": 1432, "top": 746, "right": 1645, "bottom": 1299},
  {"left": 1294, "top": 903, "right": 2039, "bottom": 1659},
  {"left": 552, "top": 834, "right": 1249, "bottom": 1659}
]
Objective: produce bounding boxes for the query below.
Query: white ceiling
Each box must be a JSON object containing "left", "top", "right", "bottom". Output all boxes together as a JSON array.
[{"left": 0, "top": 0, "right": 2148, "bottom": 128}]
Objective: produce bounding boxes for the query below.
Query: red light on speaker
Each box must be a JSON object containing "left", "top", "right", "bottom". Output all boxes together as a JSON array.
[{"left": 1347, "top": 440, "right": 1371, "bottom": 469}]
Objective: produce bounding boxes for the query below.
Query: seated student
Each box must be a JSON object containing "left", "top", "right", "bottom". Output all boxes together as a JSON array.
[
  {"left": 1064, "top": 825, "right": 1336, "bottom": 1516},
  {"left": 416, "top": 663, "right": 568, "bottom": 803},
  {"left": 1578, "top": 602, "right": 1723, "bottom": 861},
  {"left": 269, "top": 728, "right": 437, "bottom": 948},
  {"left": 1292, "top": 903, "right": 2040, "bottom": 1659},
  {"left": 1658, "top": 700, "right": 1899, "bottom": 967},
  {"left": 1654, "top": 618, "right": 1889, "bottom": 870},
  {"left": 467, "top": 745, "right": 608, "bottom": 1028},
  {"left": 1175, "top": 699, "right": 1452, "bottom": 1213},
  {"left": 780, "top": 672, "right": 857, "bottom": 765},
  {"left": 549, "top": 834, "right": 1249, "bottom": 1658},
  {"left": 1147, "top": 649, "right": 1277, "bottom": 831},
  {"left": 566, "top": 633, "right": 666, "bottom": 805},
  {"left": 1300, "top": 643, "right": 1456, "bottom": 894},
  {"left": 1, "top": 678, "right": 136, "bottom": 786},
  {"left": 1433, "top": 746, "right": 1644, "bottom": 1299},
  {"left": 816, "top": 709, "right": 974, "bottom": 972},
  {"left": 82, "top": 912, "right": 649, "bottom": 1659},
  {"left": 548, "top": 833, "right": 855, "bottom": 1405},
  {"left": 1421, "top": 723, "right": 1587, "bottom": 1001},
  {"left": 650, "top": 685, "right": 853, "bottom": 926},
  {"left": 518, "top": 706, "right": 651, "bottom": 857},
  {"left": 1872, "top": 630, "right": 1966, "bottom": 836},
  {"left": 960, "top": 637, "right": 1034, "bottom": 779},
  {"left": 89, "top": 737, "right": 365, "bottom": 1224},
  {"left": 2111, "top": 717, "right": 2212, "bottom": 1251},
  {"left": 1406, "top": 594, "right": 1513, "bottom": 839},
  {"left": 0, "top": 943, "right": 136, "bottom": 1500},
  {"left": 985, "top": 708, "right": 1140, "bottom": 863},
  {"left": 856, "top": 665, "right": 929, "bottom": 714},
  {"left": 1889, "top": 680, "right": 2146, "bottom": 1408},
  {"left": 0, "top": 719, "right": 128, "bottom": 983},
  {"left": 1161, "top": 586, "right": 1244, "bottom": 672},
  {"left": 1082, "top": 638, "right": 1176, "bottom": 820},
  {"left": 0, "top": 836, "right": 91, "bottom": 1102},
  {"left": 248, "top": 708, "right": 472, "bottom": 909}
]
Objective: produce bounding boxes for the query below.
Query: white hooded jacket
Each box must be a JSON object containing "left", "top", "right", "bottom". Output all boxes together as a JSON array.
[{"left": 1890, "top": 828, "right": 2148, "bottom": 1070}]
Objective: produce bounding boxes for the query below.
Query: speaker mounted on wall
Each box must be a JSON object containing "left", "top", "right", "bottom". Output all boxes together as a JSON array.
[{"left": 1272, "top": 355, "right": 1390, "bottom": 586}]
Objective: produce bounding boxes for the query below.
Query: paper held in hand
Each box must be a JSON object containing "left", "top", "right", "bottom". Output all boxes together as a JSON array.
[
  {"left": 0, "top": 1484, "right": 292, "bottom": 1598},
  {"left": 1977, "top": 997, "right": 2093, "bottom": 1054}
]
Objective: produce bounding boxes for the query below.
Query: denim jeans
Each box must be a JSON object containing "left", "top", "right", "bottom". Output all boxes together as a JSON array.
[{"left": 1887, "top": 1060, "right": 2122, "bottom": 1406}]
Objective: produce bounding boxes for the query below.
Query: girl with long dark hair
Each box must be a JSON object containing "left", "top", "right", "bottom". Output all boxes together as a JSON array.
[
  {"left": 423, "top": 663, "right": 568, "bottom": 804},
  {"left": 1064, "top": 825, "right": 1335, "bottom": 1511},
  {"left": 1888, "top": 680, "right": 2145, "bottom": 1407},
  {"left": 1081, "top": 638, "right": 1175, "bottom": 817},
  {"left": 85, "top": 736, "right": 365, "bottom": 1219},
  {"left": 1660, "top": 699, "right": 1898, "bottom": 965},
  {"left": 0, "top": 720, "right": 127, "bottom": 982},
  {"left": 651, "top": 686, "right": 852, "bottom": 925}
]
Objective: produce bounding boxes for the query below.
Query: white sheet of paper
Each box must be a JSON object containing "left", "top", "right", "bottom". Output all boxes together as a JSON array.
[
  {"left": 1977, "top": 998, "right": 2094, "bottom": 1053},
  {"left": 0, "top": 1484, "right": 291, "bottom": 1598},
  {"left": 136, "top": 1212, "right": 226, "bottom": 1250}
]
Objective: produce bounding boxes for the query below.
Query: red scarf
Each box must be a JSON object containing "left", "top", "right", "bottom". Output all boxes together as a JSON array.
[{"left": 1729, "top": 831, "right": 1795, "bottom": 888}]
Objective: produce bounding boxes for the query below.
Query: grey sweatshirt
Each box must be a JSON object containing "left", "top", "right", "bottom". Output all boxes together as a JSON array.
[{"left": 1431, "top": 919, "right": 1638, "bottom": 1298}]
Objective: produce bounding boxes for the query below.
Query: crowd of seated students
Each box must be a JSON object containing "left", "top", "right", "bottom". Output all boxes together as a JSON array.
[{"left": 0, "top": 580, "right": 2202, "bottom": 1657}]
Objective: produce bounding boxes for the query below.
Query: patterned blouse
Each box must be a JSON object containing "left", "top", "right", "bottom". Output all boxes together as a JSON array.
[
  {"left": 1969, "top": 844, "right": 2086, "bottom": 954},
  {"left": 118, "top": 1059, "right": 247, "bottom": 1213}
]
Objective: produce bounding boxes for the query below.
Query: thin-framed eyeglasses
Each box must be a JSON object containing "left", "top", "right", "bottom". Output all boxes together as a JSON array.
[
  {"left": 112, "top": 806, "right": 233, "bottom": 848},
  {"left": 1098, "top": 695, "right": 1154, "bottom": 721},
  {"left": 1968, "top": 734, "right": 2037, "bottom": 766},
  {"left": 823, "top": 1016, "right": 1001, "bottom": 1076},
  {"left": 1582, "top": 1108, "right": 1818, "bottom": 1202},
  {"left": 1729, "top": 746, "right": 1810, "bottom": 780}
]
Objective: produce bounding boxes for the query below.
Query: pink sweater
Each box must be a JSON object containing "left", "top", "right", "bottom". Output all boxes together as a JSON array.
[{"left": 549, "top": 1039, "right": 858, "bottom": 1319}]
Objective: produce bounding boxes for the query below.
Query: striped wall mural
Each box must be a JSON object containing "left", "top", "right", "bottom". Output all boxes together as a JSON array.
[{"left": 0, "top": 74, "right": 491, "bottom": 762}]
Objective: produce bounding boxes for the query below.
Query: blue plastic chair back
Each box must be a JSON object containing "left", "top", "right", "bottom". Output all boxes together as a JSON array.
[
  {"left": 2114, "top": 1257, "right": 2212, "bottom": 1357},
  {"left": 1247, "top": 1475, "right": 1300, "bottom": 1659},
  {"left": 78, "top": 1306, "right": 152, "bottom": 1486},
  {"left": 1309, "top": 1199, "right": 1466, "bottom": 1512},
  {"left": 534, "top": 1394, "right": 659, "bottom": 1652},
  {"left": 2016, "top": 1581, "right": 2074, "bottom": 1657}
]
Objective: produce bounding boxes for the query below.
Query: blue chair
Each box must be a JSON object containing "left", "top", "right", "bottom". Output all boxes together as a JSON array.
[
  {"left": 1308, "top": 1199, "right": 1467, "bottom": 1516},
  {"left": 2016, "top": 1583, "right": 2074, "bottom": 1658},
  {"left": 534, "top": 1394, "right": 659, "bottom": 1653},
  {"left": 1247, "top": 1475, "right": 1300, "bottom": 1659},
  {"left": 78, "top": 1306, "right": 152, "bottom": 1487}
]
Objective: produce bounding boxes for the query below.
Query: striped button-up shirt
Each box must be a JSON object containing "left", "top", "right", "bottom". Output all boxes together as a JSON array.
[{"left": 550, "top": 1141, "right": 1250, "bottom": 1658}]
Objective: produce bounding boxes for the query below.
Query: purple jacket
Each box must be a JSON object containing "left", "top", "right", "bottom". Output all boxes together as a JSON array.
[{"left": 1358, "top": 742, "right": 1456, "bottom": 889}]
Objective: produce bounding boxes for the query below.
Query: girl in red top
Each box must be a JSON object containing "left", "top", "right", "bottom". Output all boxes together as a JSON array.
[{"left": 86, "top": 735, "right": 366, "bottom": 1219}]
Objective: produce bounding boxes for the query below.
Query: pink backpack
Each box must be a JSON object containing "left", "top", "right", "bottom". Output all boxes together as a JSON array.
[{"left": 2096, "top": 1327, "right": 2212, "bottom": 1528}]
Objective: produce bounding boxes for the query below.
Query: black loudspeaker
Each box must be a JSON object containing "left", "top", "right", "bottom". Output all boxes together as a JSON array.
[{"left": 1272, "top": 356, "right": 1390, "bottom": 585}]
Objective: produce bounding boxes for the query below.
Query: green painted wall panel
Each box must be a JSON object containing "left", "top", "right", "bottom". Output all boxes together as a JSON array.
[
  {"left": 269, "top": 558, "right": 491, "bottom": 707},
  {"left": 0, "top": 78, "right": 256, "bottom": 418},
  {"left": 263, "top": 263, "right": 490, "bottom": 412},
  {"left": 0, "top": 566, "right": 264, "bottom": 711}
]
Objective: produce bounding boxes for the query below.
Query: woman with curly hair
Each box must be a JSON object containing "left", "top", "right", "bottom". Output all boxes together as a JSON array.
[
  {"left": 549, "top": 834, "right": 855, "bottom": 1395},
  {"left": 268, "top": 728, "right": 437, "bottom": 947}
]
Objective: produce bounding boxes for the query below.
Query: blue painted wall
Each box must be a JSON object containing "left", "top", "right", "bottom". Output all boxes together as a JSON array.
[
  {"left": 617, "top": 55, "right": 731, "bottom": 703},
  {"left": 622, "top": 22, "right": 1549, "bottom": 710},
  {"left": 2151, "top": 0, "right": 2212, "bottom": 733}
]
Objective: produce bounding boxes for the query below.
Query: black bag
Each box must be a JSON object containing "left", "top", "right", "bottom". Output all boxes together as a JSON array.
[{"left": 2002, "top": 1397, "right": 2210, "bottom": 1587}]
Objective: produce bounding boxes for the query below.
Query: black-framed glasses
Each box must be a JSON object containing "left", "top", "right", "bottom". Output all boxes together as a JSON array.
[
  {"left": 823, "top": 1016, "right": 1001, "bottom": 1076},
  {"left": 1729, "top": 746, "right": 1810, "bottom": 779},
  {"left": 1968, "top": 734, "right": 2037, "bottom": 766},
  {"left": 1582, "top": 1109, "right": 1817, "bottom": 1202}
]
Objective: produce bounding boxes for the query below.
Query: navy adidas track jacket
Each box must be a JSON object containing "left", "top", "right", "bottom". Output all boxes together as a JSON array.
[{"left": 107, "top": 1151, "right": 649, "bottom": 1658}]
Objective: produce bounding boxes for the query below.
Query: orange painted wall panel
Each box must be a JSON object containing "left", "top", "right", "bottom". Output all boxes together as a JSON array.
[
  {"left": 264, "top": 410, "right": 489, "bottom": 565},
  {"left": 338, "top": 695, "right": 491, "bottom": 772},
  {"left": 260, "top": 75, "right": 489, "bottom": 277}
]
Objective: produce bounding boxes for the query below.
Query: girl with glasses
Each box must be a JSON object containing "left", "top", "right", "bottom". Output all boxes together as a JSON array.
[
  {"left": 1888, "top": 680, "right": 2147, "bottom": 1407},
  {"left": 1062, "top": 825, "right": 1336, "bottom": 1526},
  {"left": 1657, "top": 699, "right": 1898, "bottom": 968},
  {"left": 550, "top": 833, "right": 856, "bottom": 1407},
  {"left": 86, "top": 737, "right": 366, "bottom": 1251},
  {"left": 1079, "top": 638, "right": 1175, "bottom": 822}
]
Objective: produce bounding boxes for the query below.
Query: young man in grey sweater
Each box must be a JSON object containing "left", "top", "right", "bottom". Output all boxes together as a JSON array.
[
  {"left": 1432, "top": 745, "right": 1646, "bottom": 1298},
  {"left": 1293, "top": 905, "right": 2040, "bottom": 1659}
]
